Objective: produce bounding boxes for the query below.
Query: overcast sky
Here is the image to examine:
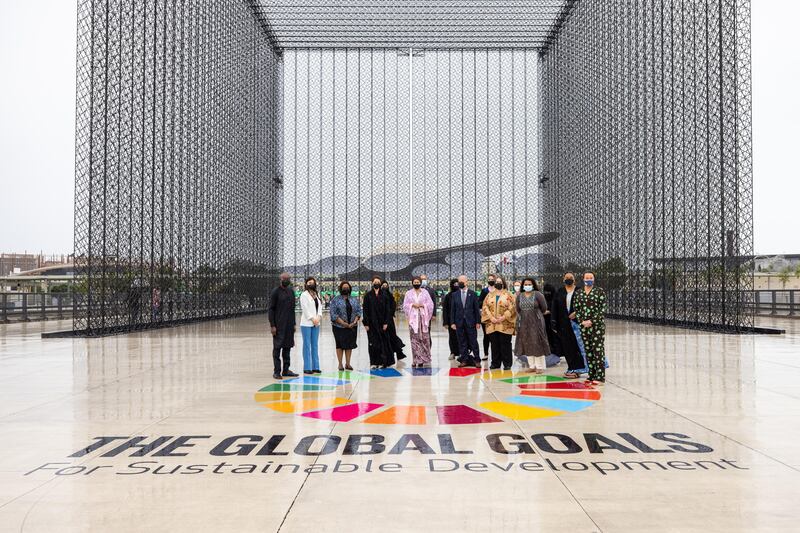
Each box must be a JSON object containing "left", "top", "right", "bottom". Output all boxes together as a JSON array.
[{"left": 0, "top": 1, "right": 797, "bottom": 256}]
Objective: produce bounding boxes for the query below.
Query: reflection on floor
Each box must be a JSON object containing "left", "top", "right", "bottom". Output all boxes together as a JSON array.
[{"left": 0, "top": 314, "right": 799, "bottom": 532}]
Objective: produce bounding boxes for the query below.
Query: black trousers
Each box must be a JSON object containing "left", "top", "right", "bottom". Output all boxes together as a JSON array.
[
  {"left": 272, "top": 346, "right": 291, "bottom": 374},
  {"left": 489, "top": 332, "right": 513, "bottom": 369},
  {"left": 456, "top": 322, "right": 481, "bottom": 365},
  {"left": 447, "top": 327, "right": 460, "bottom": 355}
]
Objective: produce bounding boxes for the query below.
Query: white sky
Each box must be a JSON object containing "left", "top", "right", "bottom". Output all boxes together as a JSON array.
[{"left": 0, "top": 0, "right": 797, "bottom": 256}]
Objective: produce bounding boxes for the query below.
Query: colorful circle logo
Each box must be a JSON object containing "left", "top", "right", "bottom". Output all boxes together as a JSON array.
[{"left": 254, "top": 367, "right": 601, "bottom": 425}]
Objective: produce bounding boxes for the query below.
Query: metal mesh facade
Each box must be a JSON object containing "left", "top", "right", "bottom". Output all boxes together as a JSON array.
[
  {"left": 74, "top": 0, "right": 282, "bottom": 335},
  {"left": 539, "top": 0, "right": 753, "bottom": 331},
  {"left": 281, "top": 48, "right": 540, "bottom": 282},
  {"left": 73, "top": 0, "right": 753, "bottom": 334}
]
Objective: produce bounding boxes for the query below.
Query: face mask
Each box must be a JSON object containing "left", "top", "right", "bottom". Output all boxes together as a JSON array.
[
  {"left": 584, "top": 280, "right": 594, "bottom": 287},
  {"left": 373, "top": 283, "right": 382, "bottom": 290},
  {"left": 341, "top": 288, "right": 351, "bottom": 296},
  {"left": 281, "top": 279, "right": 291, "bottom": 287},
  {"left": 307, "top": 283, "right": 316, "bottom": 291},
  {"left": 524, "top": 285, "right": 534, "bottom": 292},
  {"left": 514, "top": 285, "right": 521, "bottom": 292},
  {"left": 451, "top": 285, "right": 459, "bottom": 291},
  {"left": 421, "top": 280, "right": 428, "bottom": 287},
  {"left": 564, "top": 278, "right": 574, "bottom": 286},
  {"left": 458, "top": 282, "right": 466, "bottom": 289},
  {"left": 495, "top": 283, "right": 504, "bottom": 290},
  {"left": 413, "top": 283, "right": 421, "bottom": 289},
  {"left": 487, "top": 280, "right": 495, "bottom": 287}
]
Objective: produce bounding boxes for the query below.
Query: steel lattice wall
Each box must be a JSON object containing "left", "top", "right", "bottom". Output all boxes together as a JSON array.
[
  {"left": 73, "top": 0, "right": 754, "bottom": 334},
  {"left": 539, "top": 0, "right": 753, "bottom": 331},
  {"left": 281, "top": 48, "right": 541, "bottom": 282},
  {"left": 74, "top": 0, "right": 282, "bottom": 335}
]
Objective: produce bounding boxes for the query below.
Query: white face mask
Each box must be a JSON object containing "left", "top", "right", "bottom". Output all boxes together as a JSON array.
[{"left": 523, "top": 285, "right": 534, "bottom": 292}]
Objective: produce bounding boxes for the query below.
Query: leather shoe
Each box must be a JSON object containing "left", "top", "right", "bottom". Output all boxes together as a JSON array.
[
  {"left": 272, "top": 372, "right": 282, "bottom": 380},
  {"left": 283, "top": 370, "right": 299, "bottom": 378}
]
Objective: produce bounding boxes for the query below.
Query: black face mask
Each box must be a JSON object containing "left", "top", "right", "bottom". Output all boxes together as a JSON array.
[
  {"left": 413, "top": 284, "right": 421, "bottom": 289},
  {"left": 495, "top": 283, "right": 504, "bottom": 290},
  {"left": 340, "top": 288, "right": 351, "bottom": 296},
  {"left": 281, "top": 279, "right": 291, "bottom": 287},
  {"left": 564, "top": 278, "right": 574, "bottom": 286},
  {"left": 458, "top": 282, "right": 466, "bottom": 289},
  {"left": 451, "top": 285, "right": 459, "bottom": 292},
  {"left": 487, "top": 280, "right": 495, "bottom": 287},
  {"left": 373, "top": 283, "right": 382, "bottom": 290}
]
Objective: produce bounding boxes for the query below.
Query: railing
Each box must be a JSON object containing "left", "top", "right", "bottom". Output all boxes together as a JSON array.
[
  {"left": 752, "top": 289, "right": 799, "bottom": 317},
  {"left": 3, "top": 289, "right": 800, "bottom": 324},
  {"left": 1, "top": 292, "right": 76, "bottom": 322}
]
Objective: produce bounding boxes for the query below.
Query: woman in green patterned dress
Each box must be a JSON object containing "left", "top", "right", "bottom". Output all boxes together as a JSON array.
[{"left": 572, "top": 271, "right": 607, "bottom": 385}]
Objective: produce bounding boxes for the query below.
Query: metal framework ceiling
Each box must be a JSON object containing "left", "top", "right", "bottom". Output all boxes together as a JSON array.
[{"left": 253, "top": 0, "right": 571, "bottom": 49}]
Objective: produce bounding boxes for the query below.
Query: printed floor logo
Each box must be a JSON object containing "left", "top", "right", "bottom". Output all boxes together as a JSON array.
[{"left": 254, "top": 368, "right": 602, "bottom": 425}]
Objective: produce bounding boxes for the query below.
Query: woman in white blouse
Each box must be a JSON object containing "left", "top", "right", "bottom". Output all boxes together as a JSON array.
[{"left": 299, "top": 276, "right": 323, "bottom": 375}]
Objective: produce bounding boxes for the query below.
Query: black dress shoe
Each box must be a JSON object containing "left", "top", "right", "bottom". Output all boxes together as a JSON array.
[
  {"left": 282, "top": 370, "right": 299, "bottom": 377},
  {"left": 272, "top": 372, "right": 282, "bottom": 380},
  {"left": 303, "top": 370, "right": 314, "bottom": 375},
  {"left": 489, "top": 365, "right": 501, "bottom": 370},
  {"left": 312, "top": 369, "right": 321, "bottom": 374}
]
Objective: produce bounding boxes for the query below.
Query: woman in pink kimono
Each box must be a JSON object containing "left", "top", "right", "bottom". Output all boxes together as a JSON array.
[{"left": 403, "top": 276, "right": 435, "bottom": 368}]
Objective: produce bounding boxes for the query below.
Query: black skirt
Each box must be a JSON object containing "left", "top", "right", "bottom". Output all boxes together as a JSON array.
[{"left": 332, "top": 325, "right": 358, "bottom": 350}]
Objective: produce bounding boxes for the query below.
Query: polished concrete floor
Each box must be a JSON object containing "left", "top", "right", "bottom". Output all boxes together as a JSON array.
[{"left": 0, "top": 314, "right": 798, "bottom": 532}]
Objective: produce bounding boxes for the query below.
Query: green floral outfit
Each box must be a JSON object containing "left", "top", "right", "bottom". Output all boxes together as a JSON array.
[{"left": 573, "top": 286, "right": 607, "bottom": 382}]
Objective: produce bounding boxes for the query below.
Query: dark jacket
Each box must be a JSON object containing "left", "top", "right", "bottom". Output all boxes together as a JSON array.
[
  {"left": 450, "top": 289, "right": 481, "bottom": 327},
  {"left": 551, "top": 286, "right": 577, "bottom": 330},
  {"left": 442, "top": 289, "right": 457, "bottom": 326},
  {"left": 268, "top": 285, "right": 296, "bottom": 348},
  {"left": 424, "top": 286, "right": 437, "bottom": 311},
  {"left": 362, "top": 288, "right": 393, "bottom": 329}
]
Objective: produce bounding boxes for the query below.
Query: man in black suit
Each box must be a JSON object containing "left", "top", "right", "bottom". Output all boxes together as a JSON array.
[
  {"left": 450, "top": 275, "right": 482, "bottom": 368},
  {"left": 551, "top": 272, "right": 588, "bottom": 378},
  {"left": 268, "top": 272, "right": 300, "bottom": 380}
]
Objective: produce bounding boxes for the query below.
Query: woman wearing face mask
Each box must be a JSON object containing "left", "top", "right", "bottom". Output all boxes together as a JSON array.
[
  {"left": 441, "top": 278, "right": 461, "bottom": 360},
  {"left": 480, "top": 276, "right": 517, "bottom": 370},
  {"left": 514, "top": 277, "right": 551, "bottom": 373},
  {"left": 299, "top": 276, "right": 323, "bottom": 375},
  {"left": 573, "top": 271, "right": 607, "bottom": 385},
  {"left": 329, "top": 281, "right": 362, "bottom": 371},
  {"left": 362, "top": 276, "right": 396, "bottom": 369},
  {"left": 403, "top": 276, "right": 435, "bottom": 368}
]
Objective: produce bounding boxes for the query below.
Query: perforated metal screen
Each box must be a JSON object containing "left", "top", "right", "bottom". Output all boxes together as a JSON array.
[{"left": 73, "top": 0, "right": 753, "bottom": 334}]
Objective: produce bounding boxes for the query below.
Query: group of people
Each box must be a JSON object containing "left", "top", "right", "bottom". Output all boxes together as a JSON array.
[{"left": 267, "top": 270, "right": 608, "bottom": 386}]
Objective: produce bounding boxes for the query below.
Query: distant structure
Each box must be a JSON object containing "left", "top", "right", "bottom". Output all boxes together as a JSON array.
[{"left": 0, "top": 253, "right": 73, "bottom": 277}]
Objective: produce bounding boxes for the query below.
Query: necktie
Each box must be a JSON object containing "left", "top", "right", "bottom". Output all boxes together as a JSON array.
[{"left": 461, "top": 290, "right": 466, "bottom": 306}]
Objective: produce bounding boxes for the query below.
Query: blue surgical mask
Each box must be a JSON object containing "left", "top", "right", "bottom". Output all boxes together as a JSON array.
[
  {"left": 523, "top": 285, "right": 533, "bottom": 292},
  {"left": 421, "top": 280, "right": 428, "bottom": 287},
  {"left": 584, "top": 280, "right": 594, "bottom": 287}
]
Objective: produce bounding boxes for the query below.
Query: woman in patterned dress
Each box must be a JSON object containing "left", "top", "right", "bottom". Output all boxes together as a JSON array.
[
  {"left": 514, "top": 277, "right": 551, "bottom": 373},
  {"left": 572, "top": 271, "right": 607, "bottom": 385},
  {"left": 402, "top": 276, "right": 435, "bottom": 368}
]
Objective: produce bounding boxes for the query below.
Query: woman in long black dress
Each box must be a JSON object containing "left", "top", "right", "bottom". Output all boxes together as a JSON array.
[
  {"left": 362, "top": 276, "right": 396, "bottom": 368},
  {"left": 381, "top": 279, "right": 407, "bottom": 361}
]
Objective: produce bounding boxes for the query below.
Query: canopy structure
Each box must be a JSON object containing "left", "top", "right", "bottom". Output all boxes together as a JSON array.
[
  {"left": 73, "top": 0, "right": 754, "bottom": 335},
  {"left": 251, "top": 0, "right": 572, "bottom": 49}
]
